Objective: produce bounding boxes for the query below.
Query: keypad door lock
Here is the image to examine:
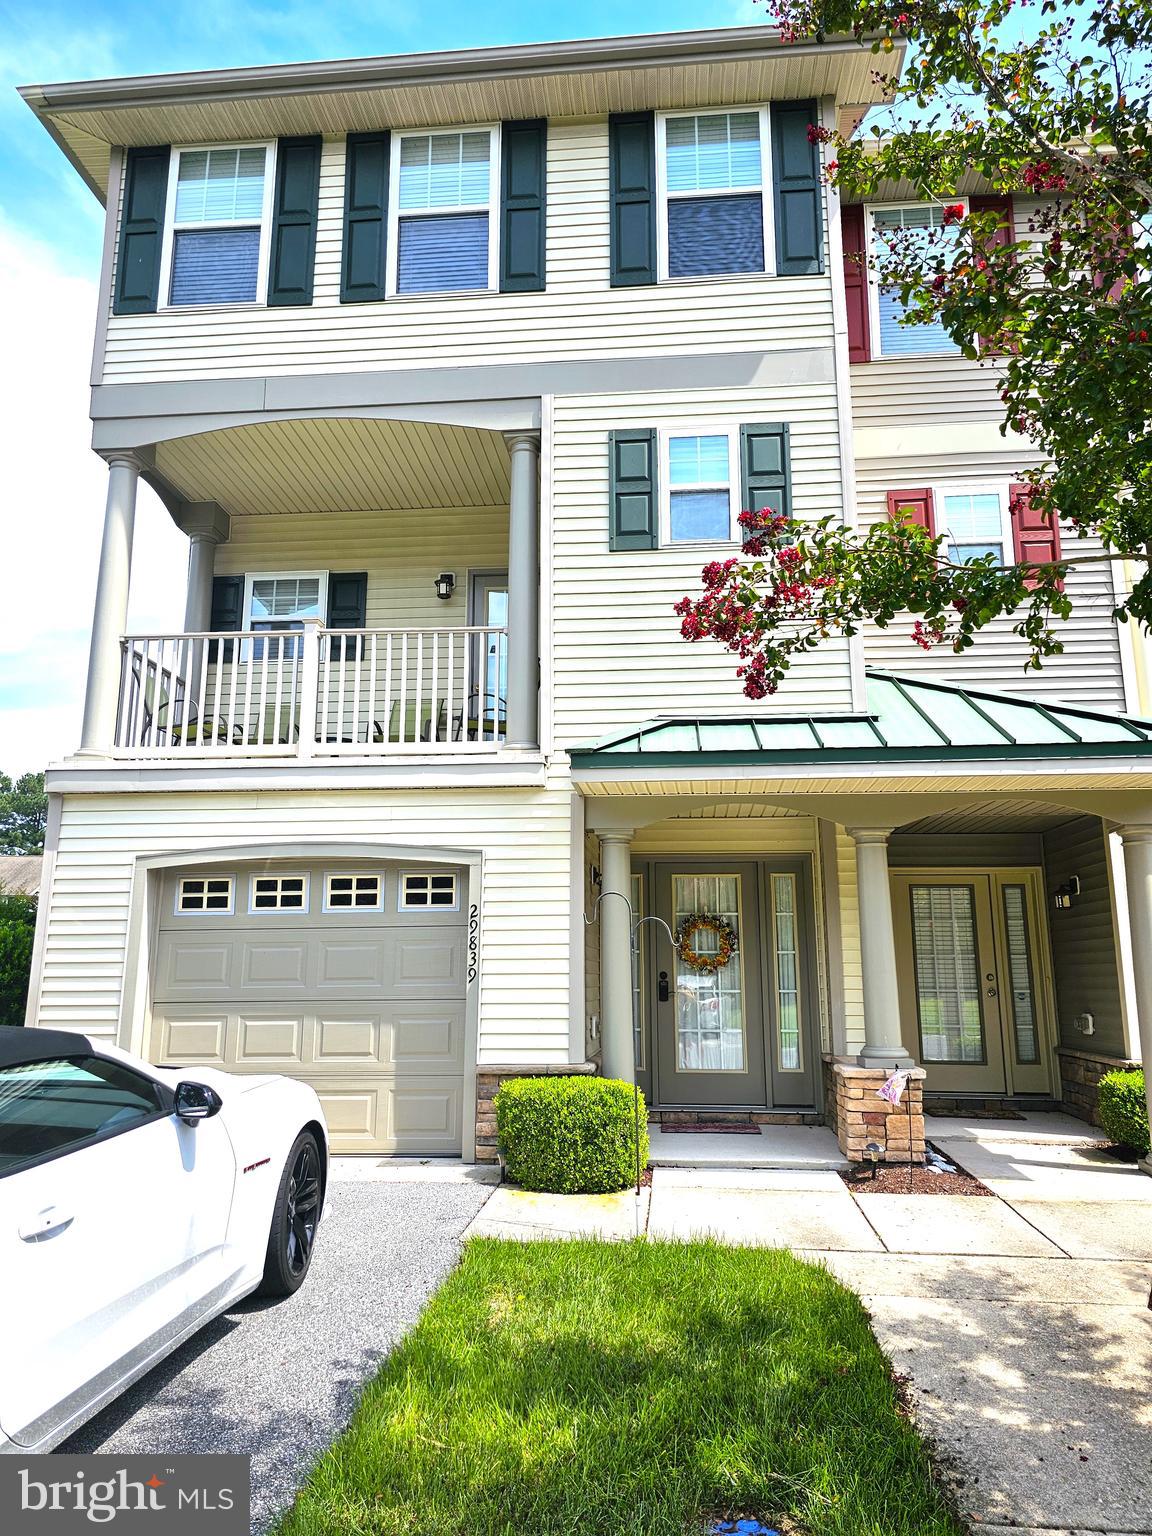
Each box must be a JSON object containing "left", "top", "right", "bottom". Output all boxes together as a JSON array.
[{"left": 658, "top": 970, "right": 670, "bottom": 1002}]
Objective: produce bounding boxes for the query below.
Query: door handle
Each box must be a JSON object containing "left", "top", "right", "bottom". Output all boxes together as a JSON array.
[
  {"left": 18, "top": 1206, "right": 75, "bottom": 1242},
  {"left": 658, "top": 970, "right": 670, "bottom": 1003}
]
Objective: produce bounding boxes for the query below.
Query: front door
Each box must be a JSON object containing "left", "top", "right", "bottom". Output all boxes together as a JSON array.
[{"left": 892, "top": 871, "right": 1052, "bottom": 1096}]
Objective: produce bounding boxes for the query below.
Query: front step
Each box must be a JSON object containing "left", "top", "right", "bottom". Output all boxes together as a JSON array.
[{"left": 647, "top": 1123, "right": 847, "bottom": 1172}]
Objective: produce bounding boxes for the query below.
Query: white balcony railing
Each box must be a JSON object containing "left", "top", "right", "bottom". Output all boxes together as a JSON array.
[{"left": 115, "top": 621, "right": 508, "bottom": 757}]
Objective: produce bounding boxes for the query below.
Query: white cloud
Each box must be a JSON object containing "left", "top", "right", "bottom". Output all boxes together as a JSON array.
[{"left": 0, "top": 216, "right": 186, "bottom": 775}]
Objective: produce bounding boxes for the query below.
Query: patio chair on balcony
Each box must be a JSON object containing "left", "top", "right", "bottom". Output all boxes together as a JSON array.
[
  {"left": 128, "top": 649, "right": 242, "bottom": 747},
  {"left": 443, "top": 693, "right": 507, "bottom": 742}
]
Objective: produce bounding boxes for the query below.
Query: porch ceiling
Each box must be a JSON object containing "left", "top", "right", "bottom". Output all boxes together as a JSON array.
[{"left": 154, "top": 416, "right": 511, "bottom": 517}]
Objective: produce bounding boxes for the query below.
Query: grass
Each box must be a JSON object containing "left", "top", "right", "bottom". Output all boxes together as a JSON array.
[{"left": 275, "top": 1238, "right": 962, "bottom": 1536}]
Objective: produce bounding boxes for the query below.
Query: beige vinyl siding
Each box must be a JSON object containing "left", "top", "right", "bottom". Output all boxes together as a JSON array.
[
  {"left": 550, "top": 384, "right": 854, "bottom": 746},
  {"left": 101, "top": 121, "right": 835, "bottom": 384},
  {"left": 35, "top": 787, "right": 573, "bottom": 1065},
  {"left": 1042, "top": 816, "right": 1126, "bottom": 1058},
  {"left": 856, "top": 455, "right": 1126, "bottom": 708},
  {"left": 213, "top": 505, "right": 508, "bottom": 630}
]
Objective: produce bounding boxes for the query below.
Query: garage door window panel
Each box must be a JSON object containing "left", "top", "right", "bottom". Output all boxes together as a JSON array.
[
  {"left": 177, "top": 876, "right": 235, "bottom": 915},
  {"left": 324, "top": 873, "right": 384, "bottom": 912},
  {"left": 249, "top": 874, "right": 309, "bottom": 913},
  {"left": 400, "top": 873, "right": 459, "bottom": 910}
]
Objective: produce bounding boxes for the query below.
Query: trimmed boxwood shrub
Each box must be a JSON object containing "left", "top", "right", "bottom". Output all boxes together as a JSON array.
[
  {"left": 495, "top": 1075, "right": 648, "bottom": 1194},
  {"left": 1097, "top": 1068, "right": 1149, "bottom": 1155}
]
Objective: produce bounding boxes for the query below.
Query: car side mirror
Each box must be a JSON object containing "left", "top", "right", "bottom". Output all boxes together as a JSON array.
[{"left": 174, "top": 1081, "right": 224, "bottom": 1125}]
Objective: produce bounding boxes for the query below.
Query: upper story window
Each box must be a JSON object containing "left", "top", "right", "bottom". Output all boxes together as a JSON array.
[
  {"left": 392, "top": 128, "right": 498, "bottom": 295},
  {"left": 939, "top": 487, "right": 1008, "bottom": 564},
  {"left": 869, "top": 203, "right": 963, "bottom": 357},
  {"left": 244, "top": 572, "right": 327, "bottom": 657},
  {"left": 662, "top": 428, "right": 740, "bottom": 543},
  {"left": 161, "top": 144, "right": 274, "bottom": 307},
  {"left": 658, "top": 109, "right": 770, "bottom": 280}
]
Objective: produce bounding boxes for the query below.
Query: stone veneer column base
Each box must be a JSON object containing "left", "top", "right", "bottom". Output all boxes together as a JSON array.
[
  {"left": 822, "top": 1055, "right": 927, "bottom": 1164},
  {"left": 1057, "top": 1046, "right": 1140, "bottom": 1127},
  {"left": 474, "top": 1062, "right": 597, "bottom": 1163}
]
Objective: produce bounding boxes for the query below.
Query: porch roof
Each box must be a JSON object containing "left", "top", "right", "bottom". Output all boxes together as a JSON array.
[{"left": 568, "top": 671, "right": 1152, "bottom": 770}]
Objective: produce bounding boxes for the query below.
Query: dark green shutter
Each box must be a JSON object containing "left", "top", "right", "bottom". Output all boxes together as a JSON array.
[
  {"left": 740, "top": 423, "right": 791, "bottom": 536},
  {"left": 268, "top": 135, "right": 322, "bottom": 306},
  {"left": 609, "top": 430, "right": 658, "bottom": 551},
  {"left": 770, "top": 102, "right": 823, "bottom": 275},
  {"left": 500, "top": 119, "right": 546, "bottom": 292},
  {"left": 208, "top": 574, "right": 243, "bottom": 662},
  {"left": 341, "top": 132, "right": 390, "bottom": 303},
  {"left": 609, "top": 113, "right": 656, "bottom": 287},
  {"left": 113, "top": 146, "right": 170, "bottom": 315},
  {"left": 327, "top": 571, "right": 368, "bottom": 658}
]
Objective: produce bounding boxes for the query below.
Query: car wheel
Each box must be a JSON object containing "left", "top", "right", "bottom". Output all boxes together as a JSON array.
[{"left": 258, "top": 1130, "right": 322, "bottom": 1297}]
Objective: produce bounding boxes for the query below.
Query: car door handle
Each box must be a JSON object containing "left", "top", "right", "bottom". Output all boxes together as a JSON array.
[{"left": 18, "top": 1206, "right": 75, "bottom": 1242}]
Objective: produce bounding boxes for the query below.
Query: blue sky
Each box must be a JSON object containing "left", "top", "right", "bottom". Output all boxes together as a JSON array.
[{"left": 0, "top": 0, "right": 757, "bottom": 773}]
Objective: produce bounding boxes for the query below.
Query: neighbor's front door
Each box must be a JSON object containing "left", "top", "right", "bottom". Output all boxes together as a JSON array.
[
  {"left": 892, "top": 872, "right": 1051, "bottom": 1096},
  {"left": 653, "top": 862, "right": 767, "bottom": 1107}
]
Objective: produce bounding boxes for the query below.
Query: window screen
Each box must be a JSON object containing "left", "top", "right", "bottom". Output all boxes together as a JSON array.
[
  {"left": 668, "top": 433, "right": 732, "bottom": 541},
  {"left": 664, "top": 113, "right": 765, "bottom": 278},
  {"left": 396, "top": 132, "right": 492, "bottom": 293},
  {"left": 169, "top": 147, "right": 267, "bottom": 306},
  {"left": 872, "top": 205, "right": 962, "bottom": 356}
]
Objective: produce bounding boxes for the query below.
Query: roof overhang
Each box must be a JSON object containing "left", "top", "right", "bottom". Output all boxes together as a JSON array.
[{"left": 19, "top": 25, "right": 900, "bottom": 201}]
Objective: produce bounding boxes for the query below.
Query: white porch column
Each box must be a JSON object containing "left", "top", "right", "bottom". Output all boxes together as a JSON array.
[
  {"left": 176, "top": 503, "right": 231, "bottom": 631},
  {"left": 1117, "top": 826, "right": 1152, "bottom": 1172},
  {"left": 848, "top": 826, "right": 915, "bottom": 1067},
  {"left": 79, "top": 453, "right": 141, "bottom": 755},
  {"left": 599, "top": 831, "right": 636, "bottom": 1083},
  {"left": 504, "top": 431, "right": 540, "bottom": 750}
]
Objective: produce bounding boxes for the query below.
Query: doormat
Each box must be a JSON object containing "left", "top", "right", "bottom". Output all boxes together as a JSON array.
[
  {"left": 926, "top": 1105, "right": 1026, "bottom": 1120},
  {"left": 661, "top": 1122, "right": 761, "bottom": 1135}
]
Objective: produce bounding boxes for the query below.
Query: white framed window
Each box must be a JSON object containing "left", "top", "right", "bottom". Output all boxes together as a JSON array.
[
  {"left": 249, "top": 874, "right": 309, "bottom": 913},
  {"left": 935, "top": 484, "right": 1010, "bottom": 565},
  {"left": 659, "top": 426, "right": 741, "bottom": 544},
  {"left": 243, "top": 571, "right": 327, "bottom": 658},
  {"left": 324, "top": 873, "right": 384, "bottom": 912},
  {"left": 177, "top": 876, "right": 234, "bottom": 915},
  {"left": 159, "top": 143, "right": 275, "bottom": 309},
  {"left": 388, "top": 127, "right": 498, "bottom": 296},
  {"left": 399, "top": 872, "right": 459, "bottom": 910},
  {"left": 656, "top": 108, "right": 772, "bottom": 281},
  {"left": 867, "top": 202, "right": 965, "bottom": 357}
]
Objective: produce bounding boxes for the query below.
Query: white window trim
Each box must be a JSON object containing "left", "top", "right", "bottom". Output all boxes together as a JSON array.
[
  {"left": 248, "top": 873, "right": 310, "bottom": 915},
  {"left": 658, "top": 423, "right": 742, "bottom": 548},
  {"left": 322, "top": 872, "right": 385, "bottom": 913},
  {"left": 865, "top": 199, "right": 968, "bottom": 360},
  {"left": 933, "top": 481, "right": 1012, "bottom": 563},
  {"left": 398, "top": 871, "right": 460, "bottom": 912},
  {"left": 242, "top": 570, "right": 329, "bottom": 631},
  {"left": 158, "top": 141, "right": 276, "bottom": 313},
  {"left": 175, "top": 875, "right": 235, "bottom": 917},
  {"left": 655, "top": 106, "right": 774, "bottom": 284},
  {"left": 385, "top": 124, "right": 500, "bottom": 299}
]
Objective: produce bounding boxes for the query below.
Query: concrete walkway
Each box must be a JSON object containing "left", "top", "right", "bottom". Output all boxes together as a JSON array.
[{"left": 465, "top": 1116, "right": 1152, "bottom": 1534}]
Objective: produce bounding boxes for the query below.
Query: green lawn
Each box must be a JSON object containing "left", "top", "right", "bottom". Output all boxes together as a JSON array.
[{"left": 276, "top": 1238, "right": 962, "bottom": 1536}]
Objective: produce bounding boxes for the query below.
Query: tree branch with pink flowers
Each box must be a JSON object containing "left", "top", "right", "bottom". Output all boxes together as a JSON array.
[{"left": 676, "top": 0, "right": 1151, "bottom": 696}]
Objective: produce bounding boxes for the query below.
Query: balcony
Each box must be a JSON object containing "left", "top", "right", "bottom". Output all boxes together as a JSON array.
[{"left": 115, "top": 621, "right": 509, "bottom": 758}]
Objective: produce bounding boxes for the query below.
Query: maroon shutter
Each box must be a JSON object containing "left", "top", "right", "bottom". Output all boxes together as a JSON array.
[
  {"left": 1010, "top": 483, "right": 1061, "bottom": 586},
  {"left": 887, "top": 488, "right": 936, "bottom": 536},
  {"left": 842, "top": 204, "right": 871, "bottom": 363},
  {"left": 969, "top": 193, "right": 1014, "bottom": 249},
  {"left": 1093, "top": 218, "right": 1132, "bottom": 301}
]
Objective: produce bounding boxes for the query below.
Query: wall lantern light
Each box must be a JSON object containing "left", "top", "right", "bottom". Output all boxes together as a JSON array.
[
  {"left": 1053, "top": 875, "right": 1081, "bottom": 910},
  {"left": 434, "top": 572, "right": 456, "bottom": 601}
]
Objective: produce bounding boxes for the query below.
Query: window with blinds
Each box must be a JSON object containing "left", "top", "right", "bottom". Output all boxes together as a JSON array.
[
  {"left": 871, "top": 204, "right": 962, "bottom": 357},
  {"left": 910, "top": 884, "right": 986, "bottom": 1063},
  {"left": 394, "top": 130, "right": 495, "bottom": 293},
  {"left": 942, "top": 490, "right": 1006, "bottom": 564},
  {"left": 664, "top": 431, "right": 737, "bottom": 542},
  {"left": 1001, "top": 885, "right": 1040, "bottom": 1065},
  {"left": 168, "top": 146, "right": 269, "bottom": 306},
  {"left": 662, "top": 111, "right": 766, "bottom": 278}
]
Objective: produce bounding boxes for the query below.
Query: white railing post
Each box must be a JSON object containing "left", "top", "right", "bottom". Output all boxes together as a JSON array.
[{"left": 297, "top": 619, "right": 323, "bottom": 760}]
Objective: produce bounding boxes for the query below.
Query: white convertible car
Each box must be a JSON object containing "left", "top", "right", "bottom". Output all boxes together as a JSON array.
[{"left": 0, "top": 1025, "right": 327, "bottom": 1454}]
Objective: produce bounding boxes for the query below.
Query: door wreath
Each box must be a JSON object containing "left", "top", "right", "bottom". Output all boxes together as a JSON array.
[{"left": 674, "top": 914, "right": 738, "bottom": 974}]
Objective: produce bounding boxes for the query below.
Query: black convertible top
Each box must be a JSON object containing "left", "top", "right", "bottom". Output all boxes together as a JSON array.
[{"left": 0, "top": 1025, "right": 94, "bottom": 1069}]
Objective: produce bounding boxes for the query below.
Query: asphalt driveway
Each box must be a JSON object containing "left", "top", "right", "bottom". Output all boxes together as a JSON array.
[{"left": 60, "top": 1162, "right": 496, "bottom": 1534}]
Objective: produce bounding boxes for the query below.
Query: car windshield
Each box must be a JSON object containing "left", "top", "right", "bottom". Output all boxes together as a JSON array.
[{"left": 0, "top": 1055, "right": 166, "bottom": 1175}]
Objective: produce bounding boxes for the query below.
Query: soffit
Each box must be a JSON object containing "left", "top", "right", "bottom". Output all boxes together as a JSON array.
[{"left": 155, "top": 416, "right": 511, "bottom": 516}]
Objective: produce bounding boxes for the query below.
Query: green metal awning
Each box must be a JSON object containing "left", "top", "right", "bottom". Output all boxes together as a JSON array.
[{"left": 568, "top": 670, "right": 1152, "bottom": 770}]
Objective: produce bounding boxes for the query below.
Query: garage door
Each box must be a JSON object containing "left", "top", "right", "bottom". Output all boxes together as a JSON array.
[{"left": 150, "top": 861, "right": 467, "bottom": 1155}]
